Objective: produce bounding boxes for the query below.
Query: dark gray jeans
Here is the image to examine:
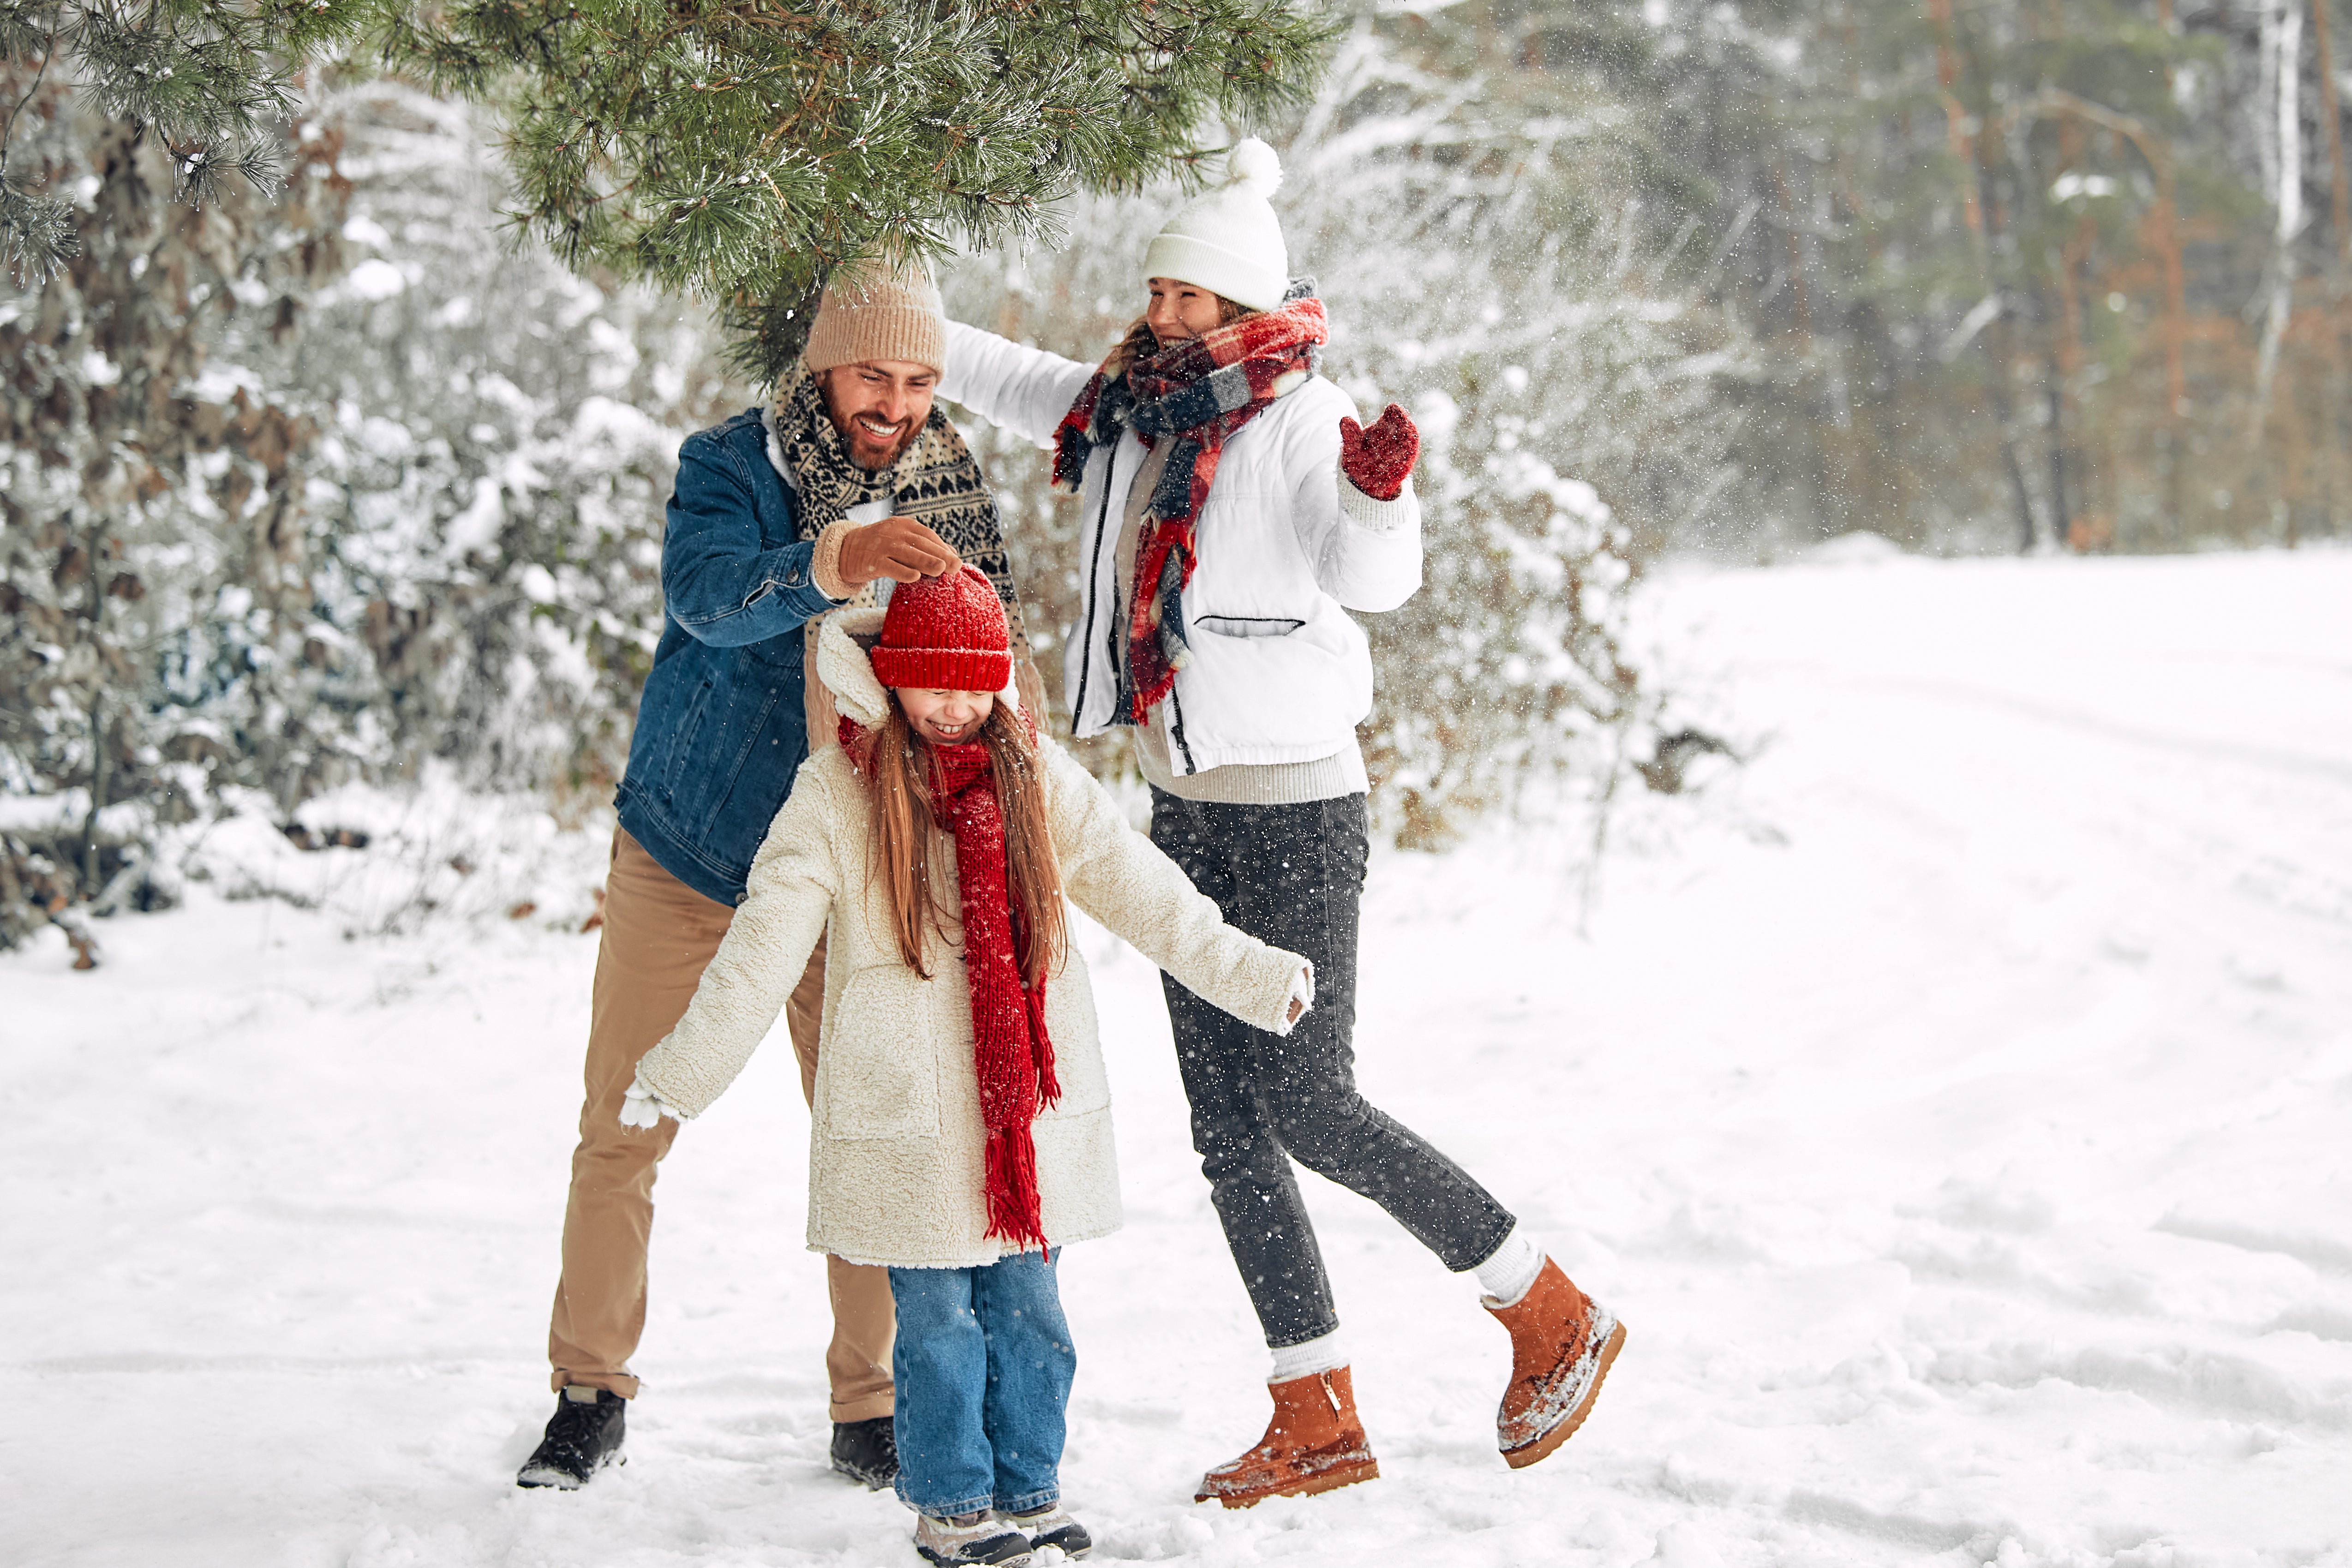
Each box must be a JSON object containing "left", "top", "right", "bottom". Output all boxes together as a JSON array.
[{"left": 1150, "top": 788, "right": 1516, "bottom": 1349}]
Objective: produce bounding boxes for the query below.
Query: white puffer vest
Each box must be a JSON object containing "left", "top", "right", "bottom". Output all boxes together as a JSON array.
[{"left": 941, "top": 321, "right": 1422, "bottom": 776}]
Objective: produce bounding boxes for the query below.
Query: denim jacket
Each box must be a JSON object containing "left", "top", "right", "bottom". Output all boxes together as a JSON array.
[{"left": 615, "top": 408, "right": 839, "bottom": 906}]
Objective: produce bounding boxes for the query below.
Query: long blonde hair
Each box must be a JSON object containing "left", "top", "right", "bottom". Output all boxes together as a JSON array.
[{"left": 853, "top": 698, "right": 1066, "bottom": 987}]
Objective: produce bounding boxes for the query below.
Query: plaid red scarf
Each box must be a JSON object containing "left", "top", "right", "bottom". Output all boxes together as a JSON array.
[
  {"left": 840, "top": 712, "right": 1060, "bottom": 1251},
  {"left": 1051, "top": 281, "right": 1327, "bottom": 723}
]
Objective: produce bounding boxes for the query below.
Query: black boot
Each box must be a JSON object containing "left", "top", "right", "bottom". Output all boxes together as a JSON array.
[
  {"left": 517, "top": 1387, "right": 627, "bottom": 1488},
  {"left": 830, "top": 1414, "right": 898, "bottom": 1489}
]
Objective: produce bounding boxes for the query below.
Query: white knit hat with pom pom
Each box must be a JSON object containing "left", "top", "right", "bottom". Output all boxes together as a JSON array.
[{"left": 1141, "top": 138, "right": 1289, "bottom": 313}]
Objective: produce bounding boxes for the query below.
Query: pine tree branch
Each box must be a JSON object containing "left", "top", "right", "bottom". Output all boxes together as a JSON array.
[
  {"left": 1, "top": 4, "right": 60, "bottom": 167},
  {"left": 386, "top": 0, "right": 1339, "bottom": 380},
  {"left": 3, "top": 0, "right": 403, "bottom": 269},
  {"left": 1, "top": 6, "right": 70, "bottom": 280}
]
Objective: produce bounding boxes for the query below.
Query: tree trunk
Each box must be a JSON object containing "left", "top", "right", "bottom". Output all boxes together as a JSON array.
[
  {"left": 1984, "top": 313, "right": 2041, "bottom": 553},
  {"left": 2255, "top": 0, "right": 2304, "bottom": 418},
  {"left": 2315, "top": 0, "right": 2351, "bottom": 265},
  {"left": 2310, "top": 0, "right": 2352, "bottom": 539},
  {"left": 77, "top": 513, "right": 109, "bottom": 893},
  {"left": 2050, "top": 113, "right": 2092, "bottom": 548},
  {"left": 2045, "top": 344, "right": 2073, "bottom": 547},
  {"left": 2158, "top": 0, "right": 2189, "bottom": 542},
  {"left": 1928, "top": 0, "right": 2041, "bottom": 551}
]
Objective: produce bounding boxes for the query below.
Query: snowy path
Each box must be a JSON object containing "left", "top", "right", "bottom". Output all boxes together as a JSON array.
[{"left": 6, "top": 551, "right": 2350, "bottom": 1568}]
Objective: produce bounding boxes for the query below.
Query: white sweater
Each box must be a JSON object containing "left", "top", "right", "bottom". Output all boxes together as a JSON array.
[
  {"left": 941, "top": 320, "right": 1423, "bottom": 777},
  {"left": 634, "top": 609, "right": 1311, "bottom": 1269}
]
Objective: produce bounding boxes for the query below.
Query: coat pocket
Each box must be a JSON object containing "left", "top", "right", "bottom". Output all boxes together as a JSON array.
[
  {"left": 817, "top": 967, "right": 943, "bottom": 1139},
  {"left": 659, "top": 674, "right": 718, "bottom": 800},
  {"left": 1194, "top": 614, "right": 1305, "bottom": 638}
]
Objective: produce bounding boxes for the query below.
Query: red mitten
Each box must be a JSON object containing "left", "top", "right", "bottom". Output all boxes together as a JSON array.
[{"left": 1338, "top": 404, "right": 1418, "bottom": 502}]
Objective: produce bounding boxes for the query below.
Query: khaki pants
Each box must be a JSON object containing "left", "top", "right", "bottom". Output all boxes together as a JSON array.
[{"left": 545, "top": 826, "right": 895, "bottom": 1421}]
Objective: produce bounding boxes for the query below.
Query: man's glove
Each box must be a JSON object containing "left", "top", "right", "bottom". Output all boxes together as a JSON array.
[
  {"left": 618, "top": 1071, "right": 683, "bottom": 1131},
  {"left": 838, "top": 516, "right": 960, "bottom": 587},
  {"left": 1338, "top": 404, "right": 1419, "bottom": 502}
]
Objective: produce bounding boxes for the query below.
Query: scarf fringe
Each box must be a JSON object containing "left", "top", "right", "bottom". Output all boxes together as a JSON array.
[
  {"left": 1028, "top": 984, "right": 1060, "bottom": 1108},
  {"left": 983, "top": 1127, "right": 1050, "bottom": 1252}
]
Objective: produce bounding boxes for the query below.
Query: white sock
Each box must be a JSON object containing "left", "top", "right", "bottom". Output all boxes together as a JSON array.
[
  {"left": 1268, "top": 1327, "right": 1348, "bottom": 1384},
  {"left": 1474, "top": 1227, "right": 1544, "bottom": 1305}
]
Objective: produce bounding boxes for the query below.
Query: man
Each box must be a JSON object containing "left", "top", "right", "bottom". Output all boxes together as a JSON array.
[{"left": 519, "top": 261, "right": 1044, "bottom": 1489}]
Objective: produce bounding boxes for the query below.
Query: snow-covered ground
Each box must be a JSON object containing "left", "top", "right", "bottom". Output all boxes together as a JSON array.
[{"left": 7, "top": 548, "right": 2349, "bottom": 1568}]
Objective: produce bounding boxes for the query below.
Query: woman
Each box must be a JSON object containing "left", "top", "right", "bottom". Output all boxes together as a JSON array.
[{"left": 939, "top": 139, "right": 1623, "bottom": 1505}]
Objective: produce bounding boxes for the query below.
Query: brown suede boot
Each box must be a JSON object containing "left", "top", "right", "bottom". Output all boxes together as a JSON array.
[
  {"left": 1486, "top": 1257, "right": 1625, "bottom": 1470},
  {"left": 1193, "top": 1366, "right": 1380, "bottom": 1508}
]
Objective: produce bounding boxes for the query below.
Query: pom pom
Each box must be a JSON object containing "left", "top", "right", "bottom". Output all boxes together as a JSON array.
[{"left": 1225, "top": 137, "right": 1283, "bottom": 196}]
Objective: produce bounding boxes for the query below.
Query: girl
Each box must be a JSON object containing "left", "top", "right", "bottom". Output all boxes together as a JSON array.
[
  {"left": 620, "top": 564, "right": 1313, "bottom": 1567},
  {"left": 936, "top": 139, "right": 1624, "bottom": 1504}
]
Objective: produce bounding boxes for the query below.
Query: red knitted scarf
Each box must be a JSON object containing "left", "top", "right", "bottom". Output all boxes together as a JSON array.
[
  {"left": 1051, "top": 287, "right": 1328, "bottom": 722},
  {"left": 840, "top": 713, "right": 1060, "bottom": 1251}
]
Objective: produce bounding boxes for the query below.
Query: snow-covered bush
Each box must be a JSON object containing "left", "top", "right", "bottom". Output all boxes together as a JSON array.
[
  {"left": 2, "top": 75, "right": 356, "bottom": 951},
  {"left": 289, "top": 84, "right": 742, "bottom": 810},
  {"left": 180, "top": 766, "right": 612, "bottom": 939},
  {"left": 2, "top": 81, "right": 745, "bottom": 952}
]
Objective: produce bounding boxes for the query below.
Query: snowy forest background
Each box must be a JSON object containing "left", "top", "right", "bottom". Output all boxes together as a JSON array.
[{"left": 5, "top": 0, "right": 2350, "bottom": 952}]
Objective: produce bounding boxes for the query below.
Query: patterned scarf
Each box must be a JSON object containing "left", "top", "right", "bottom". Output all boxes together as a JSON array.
[
  {"left": 771, "top": 366, "right": 1026, "bottom": 636},
  {"left": 1050, "top": 280, "right": 1327, "bottom": 723},
  {"left": 838, "top": 712, "right": 1060, "bottom": 1251}
]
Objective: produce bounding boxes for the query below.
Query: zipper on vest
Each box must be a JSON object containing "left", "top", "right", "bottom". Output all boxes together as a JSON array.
[{"left": 1168, "top": 683, "right": 1197, "bottom": 773}]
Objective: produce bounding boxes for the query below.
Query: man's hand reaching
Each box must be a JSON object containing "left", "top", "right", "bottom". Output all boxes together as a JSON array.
[{"left": 839, "top": 516, "right": 960, "bottom": 586}]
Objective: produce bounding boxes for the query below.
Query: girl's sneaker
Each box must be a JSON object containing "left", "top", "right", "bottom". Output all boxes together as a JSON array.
[
  {"left": 1001, "top": 1504, "right": 1091, "bottom": 1560},
  {"left": 915, "top": 1512, "right": 1032, "bottom": 1568}
]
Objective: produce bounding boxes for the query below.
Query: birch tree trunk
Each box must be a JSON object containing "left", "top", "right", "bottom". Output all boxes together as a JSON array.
[{"left": 2256, "top": 0, "right": 2305, "bottom": 415}]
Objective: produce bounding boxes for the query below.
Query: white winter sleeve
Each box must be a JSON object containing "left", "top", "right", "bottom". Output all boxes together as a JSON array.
[
  {"left": 1041, "top": 744, "right": 1307, "bottom": 1033},
  {"left": 633, "top": 768, "right": 842, "bottom": 1119},
  {"left": 940, "top": 320, "right": 1099, "bottom": 451},
  {"left": 1283, "top": 389, "right": 1424, "bottom": 614}
]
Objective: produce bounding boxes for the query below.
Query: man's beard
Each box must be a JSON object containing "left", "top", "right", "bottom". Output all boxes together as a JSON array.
[
  {"left": 841, "top": 417, "right": 920, "bottom": 471},
  {"left": 821, "top": 377, "right": 923, "bottom": 471}
]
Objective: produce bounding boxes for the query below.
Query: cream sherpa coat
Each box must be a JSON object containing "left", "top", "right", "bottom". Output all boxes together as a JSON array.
[{"left": 634, "top": 609, "right": 1310, "bottom": 1269}]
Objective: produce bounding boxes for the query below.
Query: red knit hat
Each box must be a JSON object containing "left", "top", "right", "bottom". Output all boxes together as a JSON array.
[{"left": 870, "top": 563, "right": 1012, "bottom": 693}]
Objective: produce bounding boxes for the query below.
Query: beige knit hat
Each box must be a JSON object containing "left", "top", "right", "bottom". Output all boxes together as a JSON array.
[
  {"left": 1141, "top": 138, "right": 1289, "bottom": 312},
  {"left": 802, "top": 257, "right": 947, "bottom": 375}
]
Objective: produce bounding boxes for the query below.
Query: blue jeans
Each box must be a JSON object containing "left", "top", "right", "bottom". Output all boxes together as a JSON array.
[{"left": 888, "top": 1251, "right": 1075, "bottom": 1519}]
